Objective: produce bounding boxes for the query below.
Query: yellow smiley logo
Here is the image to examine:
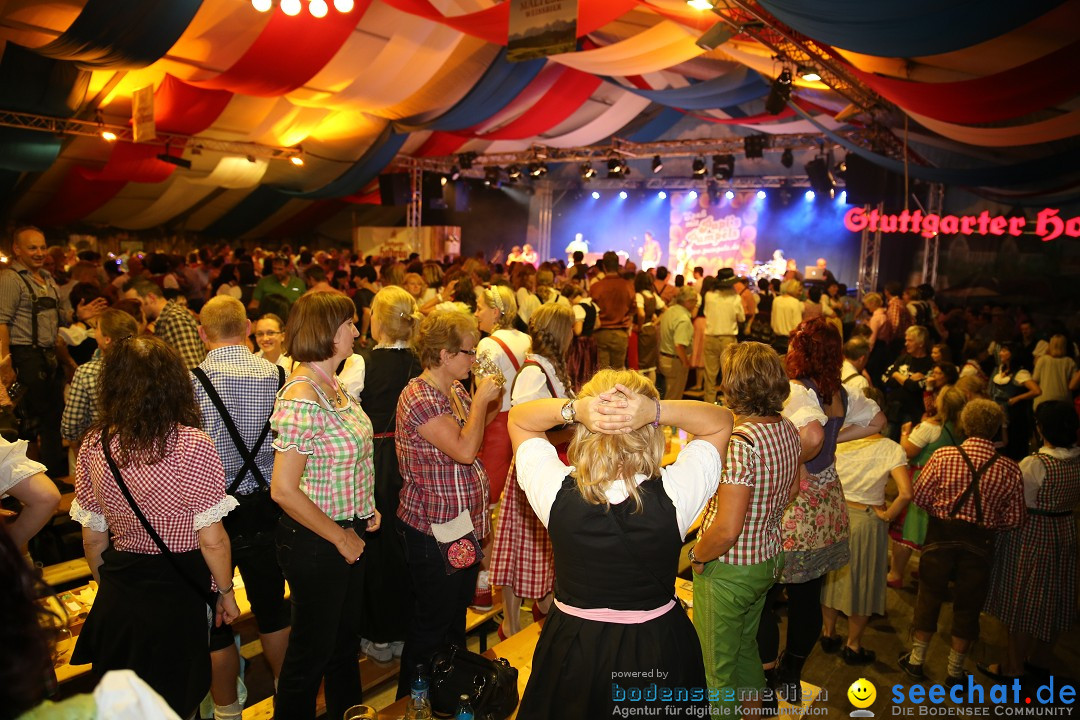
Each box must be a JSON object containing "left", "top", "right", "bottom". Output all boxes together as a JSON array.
[{"left": 848, "top": 678, "right": 877, "bottom": 709}]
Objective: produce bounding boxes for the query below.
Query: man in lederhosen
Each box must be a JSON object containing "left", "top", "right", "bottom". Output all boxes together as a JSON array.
[
  {"left": 193, "top": 296, "right": 290, "bottom": 720},
  {"left": 0, "top": 227, "right": 106, "bottom": 478},
  {"left": 898, "top": 399, "right": 1024, "bottom": 686}
]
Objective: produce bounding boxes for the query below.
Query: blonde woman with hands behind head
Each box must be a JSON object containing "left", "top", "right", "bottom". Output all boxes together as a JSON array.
[{"left": 507, "top": 369, "right": 733, "bottom": 719}]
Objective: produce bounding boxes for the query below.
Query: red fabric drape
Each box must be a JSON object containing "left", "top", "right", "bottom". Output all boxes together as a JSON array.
[
  {"left": 34, "top": 75, "right": 232, "bottom": 225},
  {"left": 415, "top": 133, "right": 470, "bottom": 158},
  {"left": 473, "top": 68, "right": 601, "bottom": 140},
  {"left": 378, "top": 0, "right": 637, "bottom": 45},
  {"left": 342, "top": 187, "right": 381, "bottom": 204},
  {"left": 193, "top": 1, "right": 371, "bottom": 96},
  {"left": 839, "top": 40, "right": 1080, "bottom": 124}
]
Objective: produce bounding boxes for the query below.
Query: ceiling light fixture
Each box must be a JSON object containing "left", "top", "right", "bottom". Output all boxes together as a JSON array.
[
  {"left": 280, "top": 0, "right": 302, "bottom": 16},
  {"left": 797, "top": 65, "right": 821, "bottom": 82},
  {"left": 334, "top": 0, "right": 354, "bottom": 10},
  {"left": 712, "top": 154, "right": 735, "bottom": 180},
  {"left": 686, "top": 0, "right": 714, "bottom": 9},
  {"left": 309, "top": 0, "right": 328, "bottom": 17},
  {"left": 607, "top": 156, "right": 627, "bottom": 178},
  {"left": 580, "top": 162, "right": 596, "bottom": 181},
  {"left": 507, "top": 164, "right": 523, "bottom": 181},
  {"left": 449, "top": 165, "right": 461, "bottom": 180},
  {"left": 780, "top": 148, "right": 794, "bottom": 168},
  {"left": 691, "top": 157, "right": 707, "bottom": 177},
  {"left": 483, "top": 166, "right": 501, "bottom": 186},
  {"left": 251, "top": 0, "right": 273, "bottom": 11},
  {"left": 529, "top": 161, "right": 547, "bottom": 177},
  {"left": 651, "top": 155, "right": 663, "bottom": 174},
  {"left": 765, "top": 68, "right": 792, "bottom": 115}
]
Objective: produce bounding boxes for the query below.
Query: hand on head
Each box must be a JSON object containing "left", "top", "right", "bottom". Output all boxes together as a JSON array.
[{"left": 580, "top": 383, "right": 654, "bottom": 434}]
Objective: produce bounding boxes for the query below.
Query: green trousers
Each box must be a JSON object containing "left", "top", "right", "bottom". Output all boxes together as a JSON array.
[{"left": 692, "top": 555, "right": 782, "bottom": 713}]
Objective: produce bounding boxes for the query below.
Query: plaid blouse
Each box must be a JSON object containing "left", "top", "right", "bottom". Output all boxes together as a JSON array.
[
  {"left": 155, "top": 300, "right": 205, "bottom": 370},
  {"left": 270, "top": 378, "right": 375, "bottom": 522},
  {"left": 70, "top": 426, "right": 236, "bottom": 553},
  {"left": 914, "top": 437, "right": 1024, "bottom": 530},
  {"left": 700, "top": 418, "right": 802, "bottom": 565},
  {"left": 61, "top": 355, "right": 102, "bottom": 442},
  {"left": 396, "top": 377, "right": 490, "bottom": 538}
]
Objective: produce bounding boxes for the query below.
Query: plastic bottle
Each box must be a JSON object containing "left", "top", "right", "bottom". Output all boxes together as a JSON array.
[
  {"left": 454, "top": 693, "right": 474, "bottom": 720},
  {"left": 404, "top": 665, "right": 431, "bottom": 720}
]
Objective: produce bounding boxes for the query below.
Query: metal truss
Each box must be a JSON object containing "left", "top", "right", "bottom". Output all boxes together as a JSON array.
[
  {"left": 0, "top": 109, "right": 300, "bottom": 161},
  {"left": 856, "top": 202, "right": 883, "bottom": 298},
  {"left": 921, "top": 182, "right": 945, "bottom": 286}
]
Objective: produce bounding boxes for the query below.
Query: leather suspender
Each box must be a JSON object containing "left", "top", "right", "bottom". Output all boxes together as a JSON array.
[
  {"left": 951, "top": 446, "right": 1002, "bottom": 524},
  {"left": 192, "top": 365, "right": 285, "bottom": 494}
]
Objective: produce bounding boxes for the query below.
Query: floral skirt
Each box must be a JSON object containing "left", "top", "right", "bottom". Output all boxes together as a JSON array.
[{"left": 780, "top": 464, "right": 850, "bottom": 584}]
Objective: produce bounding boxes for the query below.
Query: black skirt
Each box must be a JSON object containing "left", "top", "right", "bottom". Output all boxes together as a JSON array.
[
  {"left": 71, "top": 548, "right": 212, "bottom": 717},
  {"left": 518, "top": 603, "right": 708, "bottom": 720}
]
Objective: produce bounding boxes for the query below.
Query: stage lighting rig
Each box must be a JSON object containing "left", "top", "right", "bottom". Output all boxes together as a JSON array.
[
  {"left": 780, "top": 148, "right": 794, "bottom": 169},
  {"left": 765, "top": 69, "right": 792, "bottom": 115},
  {"left": 580, "top": 162, "right": 596, "bottom": 180},
  {"left": 449, "top": 165, "right": 461, "bottom": 180},
  {"left": 804, "top": 157, "right": 837, "bottom": 196},
  {"left": 458, "top": 151, "right": 477, "bottom": 170},
  {"left": 507, "top": 164, "right": 522, "bottom": 182},
  {"left": 652, "top": 155, "right": 663, "bottom": 174},
  {"left": 692, "top": 157, "right": 707, "bottom": 177},
  {"left": 483, "top": 166, "right": 501, "bottom": 186},
  {"left": 712, "top": 154, "right": 735, "bottom": 180},
  {"left": 529, "top": 161, "right": 548, "bottom": 177},
  {"left": 607, "top": 156, "right": 628, "bottom": 178},
  {"left": 744, "top": 135, "right": 767, "bottom": 159}
]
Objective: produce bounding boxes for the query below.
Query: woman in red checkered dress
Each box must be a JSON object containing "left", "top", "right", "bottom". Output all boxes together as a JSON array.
[
  {"left": 490, "top": 304, "right": 575, "bottom": 638},
  {"left": 981, "top": 401, "right": 1080, "bottom": 680}
]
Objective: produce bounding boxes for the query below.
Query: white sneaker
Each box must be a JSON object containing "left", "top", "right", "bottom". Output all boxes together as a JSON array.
[{"left": 360, "top": 638, "right": 393, "bottom": 663}]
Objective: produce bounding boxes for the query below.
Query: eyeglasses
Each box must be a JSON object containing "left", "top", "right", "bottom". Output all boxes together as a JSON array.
[
  {"left": 456, "top": 348, "right": 477, "bottom": 356},
  {"left": 254, "top": 331, "right": 282, "bottom": 338}
]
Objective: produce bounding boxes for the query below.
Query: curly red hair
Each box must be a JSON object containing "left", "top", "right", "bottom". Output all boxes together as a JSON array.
[{"left": 785, "top": 317, "right": 843, "bottom": 404}]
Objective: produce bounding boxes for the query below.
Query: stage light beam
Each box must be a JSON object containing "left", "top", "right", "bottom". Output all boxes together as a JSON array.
[
  {"left": 658, "top": 191, "right": 667, "bottom": 200},
  {"left": 725, "top": 190, "right": 735, "bottom": 200},
  {"left": 591, "top": 191, "right": 600, "bottom": 199},
  {"left": 805, "top": 190, "right": 815, "bottom": 200},
  {"left": 688, "top": 190, "right": 698, "bottom": 199},
  {"left": 756, "top": 190, "right": 767, "bottom": 199},
  {"left": 619, "top": 191, "right": 628, "bottom": 200}
]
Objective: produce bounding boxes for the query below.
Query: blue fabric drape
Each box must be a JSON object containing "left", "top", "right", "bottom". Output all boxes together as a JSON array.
[
  {"left": 281, "top": 126, "right": 409, "bottom": 200},
  {"left": 605, "top": 70, "right": 768, "bottom": 110},
  {"left": 393, "top": 49, "right": 546, "bottom": 133},
  {"left": 204, "top": 186, "right": 292, "bottom": 239},
  {"left": 756, "top": 0, "right": 1067, "bottom": 57},
  {"left": 623, "top": 107, "right": 685, "bottom": 143},
  {"left": 34, "top": 0, "right": 203, "bottom": 70},
  {"left": 0, "top": 44, "right": 89, "bottom": 172},
  {"left": 791, "top": 103, "right": 1080, "bottom": 188}
]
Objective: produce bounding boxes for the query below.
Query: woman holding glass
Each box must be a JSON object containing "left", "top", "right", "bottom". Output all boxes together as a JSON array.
[
  {"left": 394, "top": 310, "right": 501, "bottom": 698},
  {"left": 270, "top": 291, "right": 378, "bottom": 720}
]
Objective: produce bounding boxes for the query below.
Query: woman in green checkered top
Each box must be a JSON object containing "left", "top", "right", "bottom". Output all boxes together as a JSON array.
[
  {"left": 690, "top": 342, "right": 803, "bottom": 716},
  {"left": 269, "top": 291, "right": 378, "bottom": 720}
]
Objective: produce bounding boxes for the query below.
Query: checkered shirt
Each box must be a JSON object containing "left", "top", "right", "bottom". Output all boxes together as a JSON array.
[
  {"left": 61, "top": 355, "right": 102, "bottom": 442},
  {"left": 914, "top": 437, "right": 1024, "bottom": 530},
  {"left": 193, "top": 346, "right": 281, "bottom": 496},
  {"left": 69, "top": 426, "right": 236, "bottom": 553},
  {"left": 885, "top": 296, "right": 911, "bottom": 342},
  {"left": 155, "top": 300, "right": 205, "bottom": 370},
  {"left": 700, "top": 417, "right": 802, "bottom": 565},
  {"left": 270, "top": 378, "right": 375, "bottom": 522},
  {"left": 396, "top": 377, "right": 490, "bottom": 538}
]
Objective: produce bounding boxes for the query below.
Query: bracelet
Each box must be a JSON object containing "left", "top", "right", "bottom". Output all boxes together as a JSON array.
[
  {"left": 652, "top": 397, "right": 661, "bottom": 428},
  {"left": 688, "top": 546, "right": 701, "bottom": 564},
  {"left": 218, "top": 584, "right": 234, "bottom": 596}
]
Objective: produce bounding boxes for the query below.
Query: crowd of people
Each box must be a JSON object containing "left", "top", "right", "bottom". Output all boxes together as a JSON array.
[{"left": 1, "top": 224, "right": 1079, "bottom": 720}]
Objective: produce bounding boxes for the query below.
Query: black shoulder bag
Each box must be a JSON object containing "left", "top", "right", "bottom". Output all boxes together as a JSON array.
[
  {"left": 428, "top": 644, "right": 519, "bottom": 720},
  {"left": 101, "top": 435, "right": 217, "bottom": 614}
]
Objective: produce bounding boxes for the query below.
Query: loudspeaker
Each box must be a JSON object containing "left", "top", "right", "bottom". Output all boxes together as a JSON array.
[
  {"left": 840, "top": 153, "right": 887, "bottom": 205},
  {"left": 378, "top": 173, "right": 411, "bottom": 206}
]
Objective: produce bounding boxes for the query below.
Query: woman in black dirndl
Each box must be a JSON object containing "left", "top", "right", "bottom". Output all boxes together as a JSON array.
[{"left": 507, "top": 369, "right": 734, "bottom": 719}]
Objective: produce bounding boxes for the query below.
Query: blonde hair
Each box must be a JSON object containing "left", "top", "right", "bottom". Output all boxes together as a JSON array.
[
  {"left": 863, "top": 292, "right": 883, "bottom": 310},
  {"left": 933, "top": 386, "right": 966, "bottom": 430},
  {"left": 960, "top": 398, "right": 1004, "bottom": 440},
  {"left": 417, "top": 309, "right": 479, "bottom": 369},
  {"left": 372, "top": 286, "right": 421, "bottom": 344},
  {"left": 566, "top": 369, "right": 663, "bottom": 512},
  {"left": 528, "top": 304, "right": 574, "bottom": 395},
  {"left": 200, "top": 295, "right": 248, "bottom": 341},
  {"left": 955, "top": 374, "right": 988, "bottom": 400},
  {"left": 720, "top": 342, "right": 789, "bottom": 416},
  {"left": 481, "top": 285, "right": 519, "bottom": 330},
  {"left": 1047, "top": 334, "right": 1067, "bottom": 358},
  {"left": 97, "top": 308, "right": 138, "bottom": 345}
]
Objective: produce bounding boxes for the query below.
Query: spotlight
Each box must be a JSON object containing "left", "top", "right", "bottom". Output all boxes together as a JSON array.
[
  {"left": 449, "top": 165, "right": 461, "bottom": 180},
  {"left": 507, "top": 164, "right": 522, "bottom": 181},
  {"left": 797, "top": 65, "right": 821, "bottom": 82},
  {"left": 651, "top": 155, "right": 663, "bottom": 174},
  {"left": 780, "top": 148, "right": 794, "bottom": 169},
  {"left": 619, "top": 191, "right": 628, "bottom": 200},
  {"left": 725, "top": 190, "right": 735, "bottom": 200},
  {"left": 246, "top": 155, "right": 257, "bottom": 163},
  {"left": 333, "top": 0, "right": 354, "bottom": 10},
  {"left": 580, "top": 162, "right": 596, "bottom": 181},
  {"left": 804, "top": 157, "right": 837, "bottom": 196},
  {"left": 101, "top": 129, "right": 117, "bottom": 142},
  {"left": 688, "top": 190, "right": 698, "bottom": 199},
  {"left": 458, "top": 152, "right": 477, "bottom": 170},
  {"left": 756, "top": 190, "right": 767, "bottom": 199},
  {"left": 95, "top": 111, "right": 116, "bottom": 142},
  {"left": 712, "top": 154, "right": 735, "bottom": 180},
  {"left": 528, "top": 162, "right": 547, "bottom": 177},
  {"left": 607, "top": 156, "right": 627, "bottom": 178},
  {"left": 691, "top": 157, "right": 706, "bottom": 177},
  {"left": 839, "top": 190, "right": 847, "bottom": 201},
  {"left": 309, "top": 0, "right": 328, "bottom": 17},
  {"left": 591, "top": 191, "right": 600, "bottom": 199},
  {"left": 765, "top": 69, "right": 792, "bottom": 115},
  {"left": 440, "top": 175, "right": 448, "bottom": 186},
  {"left": 743, "top": 135, "right": 767, "bottom": 159},
  {"left": 280, "top": 0, "right": 302, "bottom": 15},
  {"left": 658, "top": 191, "right": 667, "bottom": 199},
  {"left": 686, "top": 0, "right": 713, "bottom": 8},
  {"left": 252, "top": 0, "right": 272, "bottom": 10},
  {"left": 483, "top": 166, "right": 500, "bottom": 186},
  {"left": 289, "top": 154, "right": 304, "bottom": 167},
  {"left": 805, "top": 190, "right": 815, "bottom": 201}
]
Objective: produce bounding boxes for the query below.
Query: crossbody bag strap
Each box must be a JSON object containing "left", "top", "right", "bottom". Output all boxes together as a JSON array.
[
  {"left": 489, "top": 335, "right": 522, "bottom": 372},
  {"left": 100, "top": 435, "right": 213, "bottom": 605},
  {"left": 192, "top": 367, "right": 272, "bottom": 494},
  {"left": 604, "top": 498, "right": 676, "bottom": 603}
]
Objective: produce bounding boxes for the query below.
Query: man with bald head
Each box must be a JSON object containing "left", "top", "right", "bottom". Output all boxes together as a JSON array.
[{"left": 0, "top": 227, "right": 105, "bottom": 477}]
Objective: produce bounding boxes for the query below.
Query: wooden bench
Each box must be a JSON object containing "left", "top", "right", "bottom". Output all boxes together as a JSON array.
[
  {"left": 241, "top": 656, "right": 401, "bottom": 720},
  {"left": 42, "top": 557, "right": 91, "bottom": 587}
]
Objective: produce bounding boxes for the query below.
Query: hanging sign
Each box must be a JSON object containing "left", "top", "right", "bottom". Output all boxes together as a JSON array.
[
  {"left": 508, "top": 0, "right": 577, "bottom": 62},
  {"left": 132, "top": 85, "right": 156, "bottom": 143},
  {"left": 844, "top": 207, "right": 1080, "bottom": 242}
]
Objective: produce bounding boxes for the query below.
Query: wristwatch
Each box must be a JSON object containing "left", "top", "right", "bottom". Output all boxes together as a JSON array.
[
  {"left": 688, "top": 546, "right": 701, "bottom": 565},
  {"left": 560, "top": 399, "right": 576, "bottom": 424}
]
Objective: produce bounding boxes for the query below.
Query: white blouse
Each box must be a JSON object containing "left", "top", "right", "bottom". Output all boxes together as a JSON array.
[{"left": 781, "top": 381, "right": 880, "bottom": 430}]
